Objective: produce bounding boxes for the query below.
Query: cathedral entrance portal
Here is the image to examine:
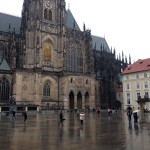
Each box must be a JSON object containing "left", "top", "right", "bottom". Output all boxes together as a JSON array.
[
  {"left": 77, "top": 92, "right": 82, "bottom": 109},
  {"left": 85, "top": 92, "right": 90, "bottom": 109},
  {"left": 69, "top": 91, "right": 74, "bottom": 109}
]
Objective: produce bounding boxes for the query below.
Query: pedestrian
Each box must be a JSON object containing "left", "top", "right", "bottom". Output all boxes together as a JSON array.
[
  {"left": 133, "top": 112, "right": 138, "bottom": 124},
  {"left": 58, "top": 111, "right": 65, "bottom": 126},
  {"left": 96, "top": 107, "right": 100, "bottom": 118},
  {"left": 76, "top": 110, "right": 80, "bottom": 119},
  {"left": 12, "top": 110, "right": 16, "bottom": 120},
  {"left": 92, "top": 107, "right": 95, "bottom": 112},
  {"left": 80, "top": 112, "right": 85, "bottom": 125},
  {"left": 127, "top": 109, "right": 132, "bottom": 121},
  {"left": 108, "top": 108, "right": 111, "bottom": 117},
  {"left": 96, "top": 107, "right": 100, "bottom": 114},
  {"left": 24, "top": 111, "right": 27, "bottom": 122}
]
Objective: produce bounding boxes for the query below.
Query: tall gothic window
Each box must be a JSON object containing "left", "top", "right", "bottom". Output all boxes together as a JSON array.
[
  {"left": 43, "top": 39, "right": 52, "bottom": 62},
  {"left": 0, "top": 77, "right": 10, "bottom": 101},
  {"left": 49, "top": 10, "right": 52, "bottom": 21},
  {"left": 44, "top": 9, "right": 52, "bottom": 21},
  {"left": 43, "top": 81, "right": 50, "bottom": 96},
  {"left": 44, "top": 9, "right": 47, "bottom": 19},
  {"left": 66, "top": 41, "right": 83, "bottom": 73}
]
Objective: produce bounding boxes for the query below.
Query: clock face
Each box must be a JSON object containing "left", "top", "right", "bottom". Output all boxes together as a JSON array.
[{"left": 45, "top": 0, "right": 52, "bottom": 9}]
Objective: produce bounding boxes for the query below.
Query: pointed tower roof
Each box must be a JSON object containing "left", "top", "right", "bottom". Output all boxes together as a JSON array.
[
  {"left": 66, "top": 9, "right": 80, "bottom": 30},
  {"left": 0, "top": 58, "right": 11, "bottom": 71},
  {"left": 91, "top": 35, "right": 110, "bottom": 52},
  {"left": 0, "top": 13, "right": 21, "bottom": 34}
]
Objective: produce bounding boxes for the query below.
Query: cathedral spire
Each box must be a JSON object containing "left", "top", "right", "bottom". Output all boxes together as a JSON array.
[
  {"left": 83, "top": 23, "right": 86, "bottom": 31},
  {"left": 129, "top": 54, "right": 131, "bottom": 64},
  {"left": 113, "top": 48, "right": 116, "bottom": 59},
  {"left": 122, "top": 51, "right": 124, "bottom": 62}
]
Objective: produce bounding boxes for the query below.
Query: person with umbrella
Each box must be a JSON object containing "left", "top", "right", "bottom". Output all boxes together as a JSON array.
[
  {"left": 133, "top": 110, "right": 139, "bottom": 123},
  {"left": 80, "top": 112, "right": 85, "bottom": 125}
]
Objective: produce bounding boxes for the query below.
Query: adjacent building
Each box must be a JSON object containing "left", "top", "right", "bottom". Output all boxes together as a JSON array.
[{"left": 122, "top": 58, "right": 150, "bottom": 110}]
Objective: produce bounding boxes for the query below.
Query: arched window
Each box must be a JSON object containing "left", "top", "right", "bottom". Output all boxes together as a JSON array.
[
  {"left": 49, "top": 10, "right": 52, "bottom": 21},
  {"left": 0, "top": 77, "right": 10, "bottom": 101},
  {"left": 86, "top": 79, "right": 88, "bottom": 84},
  {"left": 44, "top": 9, "right": 52, "bottom": 21},
  {"left": 44, "top": 9, "right": 47, "bottom": 19},
  {"left": 66, "top": 41, "right": 83, "bottom": 73},
  {"left": 42, "top": 39, "right": 52, "bottom": 62},
  {"left": 43, "top": 81, "right": 50, "bottom": 96}
]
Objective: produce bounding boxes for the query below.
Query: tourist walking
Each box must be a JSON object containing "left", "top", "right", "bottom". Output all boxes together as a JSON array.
[
  {"left": 58, "top": 111, "right": 65, "bottom": 126},
  {"left": 12, "top": 110, "right": 16, "bottom": 120},
  {"left": 96, "top": 107, "right": 100, "bottom": 114},
  {"left": 80, "top": 112, "right": 85, "bottom": 125},
  {"left": 127, "top": 109, "right": 132, "bottom": 121},
  {"left": 23, "top": 111, "right": 27, "bottom": 122},
  {"left": 76, "top": 110, "right": 80, "bottom": 119},
  {"left": 133, "top": 112, "right": 139, "bottom": 124},
  {"left": 108, "top": 108, "right": 111, "bottom": 117}
]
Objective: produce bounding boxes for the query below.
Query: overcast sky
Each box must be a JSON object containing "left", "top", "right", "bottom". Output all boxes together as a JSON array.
[{"left": 0, "top": 0, "right": 150, "bottom": 63}]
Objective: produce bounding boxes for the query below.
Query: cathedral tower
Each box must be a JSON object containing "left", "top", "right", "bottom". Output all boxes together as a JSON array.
[{"left": 20, "top": 0, "right": 66, "bottom": 71}]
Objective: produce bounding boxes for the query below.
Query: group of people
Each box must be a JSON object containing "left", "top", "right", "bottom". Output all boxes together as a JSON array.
[
  {"left": 8, "top": 110, "right": 27, "bottom": 122},
  {"left": 58, "top": 107, "right": 140, "bottom": 127},
  {"left": 58, "top": 110, "right": 85, "bottom": 126},
  {"left": 127, "top": 109, "right": 139, "bottom": 123}
]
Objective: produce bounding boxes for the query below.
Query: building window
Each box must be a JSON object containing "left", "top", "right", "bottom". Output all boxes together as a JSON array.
[
  {"left": 49, "top": 10, "right": 52, "bottom": 21},
  {"left": 43, "top": 40, "right": 52, "bottom": 62},
  {"left": 137, "top": 93, "right": 141, "bottom": 100},
  {"left": 136, "top": 83, "right": 140, "bottom": 89},
  {"left": 144, "top": 82, "right": 148, "bottom": 88},
  {"left": 86, "top": 79, "right": 88, "bottom": 84},
  {"left": 44, "top": 9, "right": 52, "bottom": 21},
  {"left": 44, "top": 9, "right": 47, "bottom": 19},
  {"left": 136, "top": 73, "right": 139, "bottom": 78},
  {"left": 43, "top": 82, "right": 50, "bottom": 96},
  {"left": 0, "top": 77, "right": 11, "bottom": 101},
  {"left": 126, "top": 75, "right": 129, "bottom": 80},
  {"left": 144, "top": 72, "right": 147, "bottom": 77},
  {"left": 127, "top": 93, "right": 130, "bottom": 104},
  {"left": 126, "top": 84, "right": 129, "bottom": 89},
  {"left": 71, "top": 78, "right": 73, "bottom": 83},
  {"left": 66, "top": 41, "right": 83, "bottom": 73},
  {"left": 144, "top": 92, "right": 149, "bottom": 98}
]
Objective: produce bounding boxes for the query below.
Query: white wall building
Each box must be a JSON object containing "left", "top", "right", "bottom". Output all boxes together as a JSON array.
[{"left": 122, "top": 58, "right": 150, "bottom": 110}]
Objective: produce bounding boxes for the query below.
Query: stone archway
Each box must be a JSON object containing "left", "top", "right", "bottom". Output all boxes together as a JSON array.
[
  {"left": 69, "top": 91, "right": 74, "bottom": 109},
  {"left": 77, "top": 91, "right": 82, "bottom": 109},
  {"left": 85, "top": 92, "right": 90, "bottom": 109},
  {"left": 116, "top": 100, "right": 122, "bottom": 109}
]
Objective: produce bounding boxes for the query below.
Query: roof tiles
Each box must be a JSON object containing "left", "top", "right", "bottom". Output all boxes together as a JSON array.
[{"left": 123, "top": 58, "right": 150, "bottom": 74}]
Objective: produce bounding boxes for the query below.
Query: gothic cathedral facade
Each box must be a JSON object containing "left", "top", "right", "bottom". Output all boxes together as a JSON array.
[{"left": 0, "top": 0, "right": 97, "bottom": 111}]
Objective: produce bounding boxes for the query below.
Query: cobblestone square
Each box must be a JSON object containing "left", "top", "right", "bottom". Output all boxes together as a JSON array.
[{"left": 0, "top": 111, "right": 150, "bottom": 150}]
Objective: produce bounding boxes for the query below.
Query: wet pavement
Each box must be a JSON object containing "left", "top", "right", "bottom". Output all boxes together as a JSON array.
[{"left": 0, "top": 110, "right": 150, "bottom": 150}]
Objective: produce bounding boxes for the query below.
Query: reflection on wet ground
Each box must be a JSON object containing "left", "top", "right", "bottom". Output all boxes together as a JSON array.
[{"left": 0, "top": 110, "right": 150, "bottom": 150}]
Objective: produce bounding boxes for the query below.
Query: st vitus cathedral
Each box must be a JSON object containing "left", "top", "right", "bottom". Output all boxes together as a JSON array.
[{"left": 0, "top": 0, "right": 130, "bottom": 111}]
